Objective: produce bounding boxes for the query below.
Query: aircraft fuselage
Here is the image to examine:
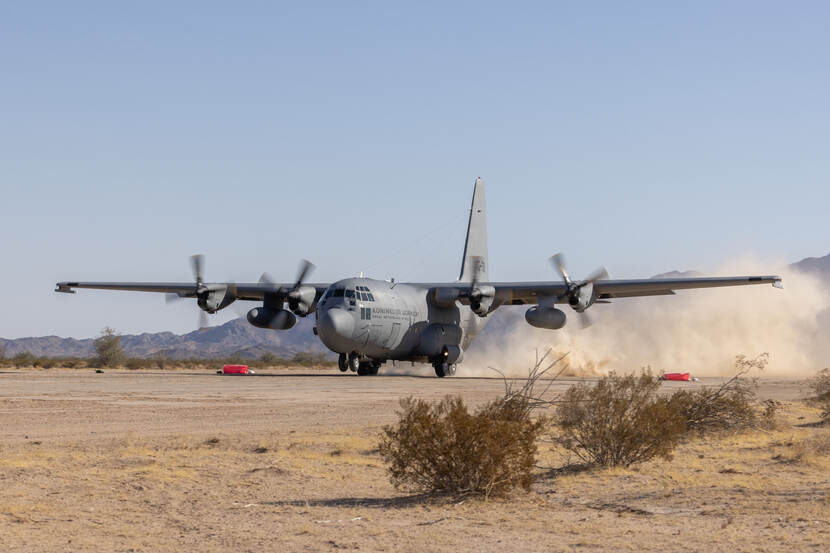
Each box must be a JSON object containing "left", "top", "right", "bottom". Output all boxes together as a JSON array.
[{"left": 315, "top": 277, "right": 489, "bottom": 371}]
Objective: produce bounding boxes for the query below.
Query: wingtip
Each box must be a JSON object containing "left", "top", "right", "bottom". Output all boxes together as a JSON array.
[{"left": 773, "top": 278, "right": 784, "bottom": 289}]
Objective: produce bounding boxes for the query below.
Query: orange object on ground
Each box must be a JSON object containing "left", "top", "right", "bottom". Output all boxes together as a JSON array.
[
  {"left": 662, "top": 372, "right": 690, "bottom": 381},
  {"left": 222, "top": 364, "right": 249, "bottom": 375}
]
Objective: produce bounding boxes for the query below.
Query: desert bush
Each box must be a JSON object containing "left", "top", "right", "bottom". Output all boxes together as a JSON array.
[
  {"left": 260, "top": 352, "right": 278, "bottom": 365},
  {"left": 379, "top": 393, "right": 545, "bottom": 496},
  {"left": 290, "top": 351, "right": 329, "bottom": 366},
  {"left": 124, "top": 357, "right": 145, "bottom": 370},
  {"left": 94, "top": 327, "right": 125, "bottom": 367},
  {"left": 668, "top": 353, "right": 768, "bottom": 433},
  {"left": 809, "top": 369, "right": 830, "bottom": 422},
  {"left": 553, "top": 370, "right": 686, "bottom": 467},
  {"left": 378, "top": 352, "right": 562, "bottom": 497},
  {"left": 12, "top": 351, "right": 34, "bottom": 368}
]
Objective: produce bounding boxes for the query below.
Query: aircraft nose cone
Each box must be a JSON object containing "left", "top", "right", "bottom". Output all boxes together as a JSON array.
[{"left": 317, "top": 308, "right": 354, "bottom": 353}]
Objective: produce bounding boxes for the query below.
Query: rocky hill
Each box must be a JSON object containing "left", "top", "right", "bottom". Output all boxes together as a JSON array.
[{"left": 0, "top": 316, "right": 324, "bottom": 360}]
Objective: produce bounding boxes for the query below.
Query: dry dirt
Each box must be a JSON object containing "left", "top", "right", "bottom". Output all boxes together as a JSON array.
[{"left": 0, "top": 368, "right": 828, "bottom": 552}]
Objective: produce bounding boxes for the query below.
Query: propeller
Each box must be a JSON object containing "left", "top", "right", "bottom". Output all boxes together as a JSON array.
[
  {"left": 260, "top": 259, "right": 316, "bottom": 315},
  {"left": 164, "top": 254, "right": 220, "bottom": 332},
  {"left": 466, "top": 255, "right": 494, "bottom": 317},
  {"left": 550, "top": 253, "right": 609, "bottom": 328}
]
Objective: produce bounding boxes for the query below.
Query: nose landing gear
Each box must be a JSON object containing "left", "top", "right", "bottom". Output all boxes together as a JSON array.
[
  {"left": 340, "top": 352, "right": 380, "bottom": 376},
  {"left": 432, "top": 346, "right": 459, "bottom": 377},
  {"left": 357, "top": 362, "right": 380, "bottom": 376},
  {"left": 433, "top": 361, "right": 457, "bottom": 378}
]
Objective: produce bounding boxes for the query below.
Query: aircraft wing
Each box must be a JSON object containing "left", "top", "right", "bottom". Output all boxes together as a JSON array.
[
  {"left": 54, "top": 281, "right": 331, "bottom": 301},
  {"left": 485, "top": 275, "right": 783, "bottom": 306}
]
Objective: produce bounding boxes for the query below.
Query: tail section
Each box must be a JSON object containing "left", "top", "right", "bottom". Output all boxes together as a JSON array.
[{"left": 459, "top": 177, "right": 488, "bottom": 283}]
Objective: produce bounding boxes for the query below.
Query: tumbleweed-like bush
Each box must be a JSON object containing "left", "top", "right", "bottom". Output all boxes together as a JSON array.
[
  {"left": 378, "top": 353, "right": 561, "bottom": 497},
  {"left": 809, "top": 368, "right": 830, "bottom": 422},
  {"left": 378, "top": 394, "right": 545, "bottom": 497},
  {"left": 668, "top": 353, "right": 770, "bottom": 433},
  {"left": 553, "top": 370, "right": 686, "bottom": 467}
]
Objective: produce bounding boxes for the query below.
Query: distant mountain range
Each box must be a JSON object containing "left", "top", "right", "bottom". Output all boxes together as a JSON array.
[
  {"left": 0, "top": 316, "right": 325, "bottom": 360},
  {"left": 2, "top": 253, "right": 828, "bottom": 359}
]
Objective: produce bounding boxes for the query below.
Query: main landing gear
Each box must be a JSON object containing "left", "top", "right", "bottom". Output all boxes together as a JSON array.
[{"left": 338, "top": 353, "right": 380, "bottom": 376}]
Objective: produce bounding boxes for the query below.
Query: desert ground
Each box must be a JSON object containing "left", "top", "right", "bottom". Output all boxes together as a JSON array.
[{"left": 0, "top": 368, "right": 828, "bottom": 552}]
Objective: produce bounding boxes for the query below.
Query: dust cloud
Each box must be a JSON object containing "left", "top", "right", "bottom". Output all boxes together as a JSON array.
[{"left": 462, "top": 257, "right": 830, "bottom": 378}]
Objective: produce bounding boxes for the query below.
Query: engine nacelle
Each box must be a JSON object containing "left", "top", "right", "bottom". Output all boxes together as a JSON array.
[
  {"left": 470, "top": 285, "right": 495, "bottom": 317},
  {"left": 197, "top": 284, "right": 236, "bottom": 314},
  {"left": 288, "top": 286, "right": 317, "bottom": 316},
  {"left": 568, "top": 282, "right": 595, "bottom": 312},
  {"left": 247, "top": 307, "right": 297, "bottom": 330},
  {"left": 525, "top": 307, "right": 567, "bottom": 330}
]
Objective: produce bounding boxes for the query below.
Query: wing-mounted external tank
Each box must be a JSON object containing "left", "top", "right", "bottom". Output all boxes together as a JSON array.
[
  {"left": 247, "top": 307, "right": 297, "bottom": 330},
  {"left": 525, "top": 307, "right": 567, "bottom": 330}
]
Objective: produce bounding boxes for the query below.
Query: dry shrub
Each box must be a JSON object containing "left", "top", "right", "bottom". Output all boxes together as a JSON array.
[
  {"left": 668, "top": 353, "right": 769, "bottom": 434},
  {"left": 553, "top": 370, "right": 685, "bottom": 467},
  {"left": 809, "top": 368, "right": 830, "bottom": 422},
  {"left": 379, "top": 394, "right": 545, "bottom": 496}
]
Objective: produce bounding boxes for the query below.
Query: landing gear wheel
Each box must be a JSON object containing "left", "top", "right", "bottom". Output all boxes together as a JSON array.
[
  {"left": 357, "top": 362, "right": 381, "bottom": 376},
  {"left": 348, "top": 353, "right": 360, "bottom": 373},
  {"left": 433, "top": 361, "right": 456, "bottom": 378},
  {"left": 338, "top": 353, "right": 349, "bottom": 373}
]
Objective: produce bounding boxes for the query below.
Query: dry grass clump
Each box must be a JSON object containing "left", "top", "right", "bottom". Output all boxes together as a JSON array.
[
  {"left": 553, "top": 371, "right": 686, "bottom": 468},
  {"left": 379, "top": 352, "right": 561, "bottom": 497},
  {"left": 378, "top": 394, "right": 545, "bottom": 497},
  {"left": 809, "top": 368, "right": 830, "bottom": 422},
  {"left": 668, "top": 353, "right": 772, "bottom": 433}
]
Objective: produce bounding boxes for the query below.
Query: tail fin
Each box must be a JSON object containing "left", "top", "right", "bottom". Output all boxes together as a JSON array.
[{"left": 458, "top": 177, "right": 489, "bottom": 283}]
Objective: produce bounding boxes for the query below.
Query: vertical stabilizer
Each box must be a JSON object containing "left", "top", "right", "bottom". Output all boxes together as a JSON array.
[{"left": 458, "top": 177, "right": 488, "bottom": 283}]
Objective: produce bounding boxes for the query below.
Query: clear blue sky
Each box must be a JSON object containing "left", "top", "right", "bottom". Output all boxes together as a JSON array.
[{"left": 1, "top": 1, "right": 828, "bottom": 338}]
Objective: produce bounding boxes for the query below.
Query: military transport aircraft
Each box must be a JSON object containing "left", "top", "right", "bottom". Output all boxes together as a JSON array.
[{"left": 56, "top": 178, "right": 783, "bottom": 377}]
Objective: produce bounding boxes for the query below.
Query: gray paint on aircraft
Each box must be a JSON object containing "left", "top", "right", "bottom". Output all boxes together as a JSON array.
[{"left": 55, "top": 177, "right": 783, "bottom": 377}]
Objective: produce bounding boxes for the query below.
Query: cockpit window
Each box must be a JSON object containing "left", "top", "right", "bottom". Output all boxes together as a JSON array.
[
  {"left": 367, "top": 293, "right": 375, "bottom": 301},
  {"left": 333, "top": 288, "right": 345, "bottom": 297},
  {"left": 345, "top": 289, "right": 354, "bottom": 298}
]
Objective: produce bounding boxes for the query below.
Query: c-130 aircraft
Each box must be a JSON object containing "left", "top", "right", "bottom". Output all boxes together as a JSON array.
[{"left": 56, "top": 178, "right": 783, "bottom": 377}]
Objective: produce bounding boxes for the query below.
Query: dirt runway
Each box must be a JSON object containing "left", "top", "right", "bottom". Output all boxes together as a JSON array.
[{"left": 0, "top": 369, "right": 826, "bottom": 552}]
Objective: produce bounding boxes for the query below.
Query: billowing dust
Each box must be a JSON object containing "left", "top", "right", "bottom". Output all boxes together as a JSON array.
[{"left": 462, "top": 257, "right": 830, "bottom": 378}]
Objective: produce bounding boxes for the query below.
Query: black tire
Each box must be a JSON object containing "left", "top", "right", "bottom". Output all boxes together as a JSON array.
[
  {"left": 433, "top": 362, "right": 446, "bottom": 378},
  {"left": 348, "top": 354, "right": 360, "bottom": 372},
  {"left": 338, "top": 353, "right": 349, "bottom": 372}
]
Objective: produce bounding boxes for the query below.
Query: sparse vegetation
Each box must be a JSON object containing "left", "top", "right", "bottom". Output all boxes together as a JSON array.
[
  {"left": 290, "top": 351, "right": 329, "bottom": 366},
  {"left": 809, "top": 368, "right": 830, "bottom": 422},
  {"left": 668, "top": 353, "right": 770, "bottom": 433},
  {"left": 260, "top": 351, "right": 278, "bottom": 365},
  {"left": 379, "top": 394, "right": 545, "bottom": 496},
  {"left": 552, "top": 370, "right": 686, "bottom": 467},
  {"left": 93, "top": 327, "right": 125, "bottom": 368},
  {"left": 11, "top": 351, "right": 35, "bottom": 368},
  {"left": 379, "top": 352, "right": 559, "bottom": 496}
]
